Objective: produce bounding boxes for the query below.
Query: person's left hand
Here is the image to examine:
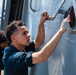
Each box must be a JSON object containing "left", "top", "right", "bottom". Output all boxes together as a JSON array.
[{"left": 59, "top": 15, "right": 70, "bottom": 34}]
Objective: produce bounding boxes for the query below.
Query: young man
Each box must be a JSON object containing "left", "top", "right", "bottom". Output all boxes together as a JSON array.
[
  {"left": 2, "top": 11, "right": 69, "bottom": 75},
  {"left": 0, "top": 30, "right": 8, "bottom": 75}
]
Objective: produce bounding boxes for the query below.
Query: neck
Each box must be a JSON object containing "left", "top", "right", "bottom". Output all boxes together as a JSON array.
[{"left": 11, "top": 43, "right": 25, "bottom": 51}]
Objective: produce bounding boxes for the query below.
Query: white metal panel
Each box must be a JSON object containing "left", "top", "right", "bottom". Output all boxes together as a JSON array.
[{"left": 22, "top": 0, "right": 76, "bottom": 75}]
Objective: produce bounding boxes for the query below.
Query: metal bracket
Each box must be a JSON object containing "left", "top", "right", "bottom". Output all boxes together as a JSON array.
[
  {"left": 70, "top": 23, "right": 76, "bottom": 34},
  {"left": 65, "top": 21, "right": 76, "bottom": 34},
  {"left": 70, "top": 29, "right": 76, "bottom": 34},
  {"left": 58, "top": 9, "right": 65, "bottom": 14}
]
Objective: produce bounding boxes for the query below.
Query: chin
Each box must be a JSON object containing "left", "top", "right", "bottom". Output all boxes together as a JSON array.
[
  {"left": 25, "top": 40, "right": 30, "bottom": 46},
  {"left": 26, "top": 44, "right": 30, "bottom": 46},
  {"left": 26, "top": 42, "right": 30, "bottom": 46}
]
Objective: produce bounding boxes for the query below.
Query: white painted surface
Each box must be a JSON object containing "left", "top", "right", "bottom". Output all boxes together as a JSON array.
[{"left": 22, "top": 0, "right": 76, "bottom": 75}]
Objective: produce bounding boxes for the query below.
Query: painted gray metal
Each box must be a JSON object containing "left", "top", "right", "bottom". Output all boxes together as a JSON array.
[{"left": 22, "top": 0, "right": 76, "bottom": 75}]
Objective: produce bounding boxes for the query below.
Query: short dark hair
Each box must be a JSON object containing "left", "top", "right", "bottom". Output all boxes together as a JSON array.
[
  {"left": 0, "top": 30, "right": 7, "bottom": 44},
  {"left": 5, "top": 20, "right": 25, "bottom": 43}
]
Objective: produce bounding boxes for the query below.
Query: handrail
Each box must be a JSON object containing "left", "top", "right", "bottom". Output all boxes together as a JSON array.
[
  {"left": 1, "top": 0, "right": 5, "bottom": 29},
  {"left": 30, "top": 0, "right": 36, "bottom": 12}
]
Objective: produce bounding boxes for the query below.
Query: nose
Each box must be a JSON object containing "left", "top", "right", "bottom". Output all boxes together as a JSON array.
[{"left": 28, "top": 33, "right": 30, "bottom": 37}]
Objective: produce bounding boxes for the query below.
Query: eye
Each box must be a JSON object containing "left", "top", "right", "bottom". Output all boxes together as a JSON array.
[
  {"left": 22, "top": 31, "right": 28, "bottom": 35},
  {"left": 23, "top": 32, "right": 27, "bottom": 35}
]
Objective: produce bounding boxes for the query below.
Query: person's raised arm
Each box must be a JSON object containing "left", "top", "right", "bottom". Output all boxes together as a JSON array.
[
  {"left": 34, "top": 10, "right": 50, "bottom": 49},
  {"left": 32, "top": 16, "right": 70, "bottom": 64}
]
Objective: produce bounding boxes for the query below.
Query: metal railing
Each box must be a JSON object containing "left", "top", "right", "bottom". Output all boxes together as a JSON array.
[
  {"left": 0, "top": 0, "right": 6, "bottom": 29},
  {"left": 30, "top": 0, "right": 36, "bottom": 12}
]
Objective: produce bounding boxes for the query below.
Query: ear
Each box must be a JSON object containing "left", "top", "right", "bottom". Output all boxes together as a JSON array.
[{"left": 11, "top": 35, "right": 16, "bottom": 41}]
